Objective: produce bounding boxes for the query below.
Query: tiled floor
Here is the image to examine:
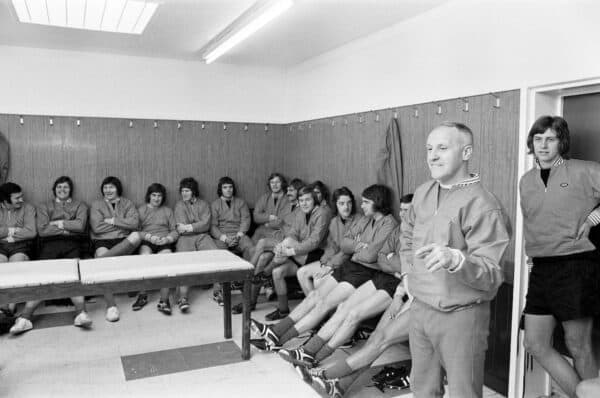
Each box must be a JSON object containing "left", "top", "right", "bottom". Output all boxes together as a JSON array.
[{"left": 0, "top": 289, "right": 506, "bottom": 397}]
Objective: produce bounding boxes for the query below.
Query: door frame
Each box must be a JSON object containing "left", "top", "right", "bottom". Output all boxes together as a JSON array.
[{"left": 509, "top": 76, "right": 600, "bottom": 398}]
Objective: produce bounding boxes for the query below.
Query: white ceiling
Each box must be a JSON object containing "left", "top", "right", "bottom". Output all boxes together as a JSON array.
[{"left": 0, "top": 0, "right": 447, "bottom": 68}]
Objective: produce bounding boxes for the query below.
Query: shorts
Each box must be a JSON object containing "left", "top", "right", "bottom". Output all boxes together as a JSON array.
[
  {"left": 92, "top": 237, "right": 126, "bottom": 252},
  {"left": 332, "top": 260, "right": 399, "bottom": 298},
  {"left": 0, "top": 240, "right": 32, "bottom": 258},
  {"left": 524, "top": 252, "right": 600, "bottom": 321},
  {"left": 291, "top": 248, "right": 324, "bottom": 267},
  {"left": 141, "top": 242, "right": 174, "bottom": 254},
  {"left": 39, "top": 238, "right": 81, "bottom": 259}
]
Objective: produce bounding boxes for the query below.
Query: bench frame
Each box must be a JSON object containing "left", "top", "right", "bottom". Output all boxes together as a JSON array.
[{"left": 0, "top": 268, "right": 253, "bottom": 359}]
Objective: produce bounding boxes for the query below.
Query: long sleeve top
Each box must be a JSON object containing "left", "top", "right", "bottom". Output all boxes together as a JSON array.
[
  {"left": 320, "top": 214, "right": 362, "bottom": 268},
  {"left": 376, "top": 226, "right": 403, "bottom": 275},
  {"left": 37, "top": 198, "right": 88, "bottom": 238},
  {"left": 174, "top": 198, "right": 211, "bottom": 236},
  {"left": 286, "top": 205, "right": 330, "bottom": 263},
  {"left": 0, "top": 203, "right": 37, "bottom": 242},
  {"left": 400, "top": 175, "right": 510, "bottom": 311},
  {"left": 210, "top": 197, "right": 251, "bottom": 238},
  {"left": 520, "top": 158, "right": 600, "bottom": 258},
  {"left": 90, "top": 197, "right": 139, "bottom": 240},
  {"left": 138, "top": 205, "right": 178, "bottom": 241},
  {"left": 253, "top": 192, "right": 291, "bottom": 230},
  {"left": 340, "top": 213, "right": 397, "bottom": 268}
]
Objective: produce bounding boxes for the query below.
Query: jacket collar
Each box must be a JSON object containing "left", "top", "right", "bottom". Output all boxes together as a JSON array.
[
  {"left": 535, "top": 156, "right": 564, "bottom": 169},
  {"left": 439, "top": 173, "right": 480, "bottom": 189}
]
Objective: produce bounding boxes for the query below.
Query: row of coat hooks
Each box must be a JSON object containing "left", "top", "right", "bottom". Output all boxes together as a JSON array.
[
  {"left": 16, "top": 116, "right": 270, "bottom": 132},
  {"left": 288, "top": 92, "right": 503, "bottom": 131},
  {"left": 16, "top": 93, "right": 502, "bottom": 131}
]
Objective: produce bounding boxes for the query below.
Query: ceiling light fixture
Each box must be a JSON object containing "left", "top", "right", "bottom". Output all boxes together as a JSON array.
[
  {"left": 201, "top": 0, "right": 293, "bottom": 64},
  {"left": 11, "top": 0, "right": 159, "bottom": 34}
]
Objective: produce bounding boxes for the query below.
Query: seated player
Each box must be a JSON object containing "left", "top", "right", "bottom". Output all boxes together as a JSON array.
[
  {"left": 312, "top": 180, "right": 332, "bottom": 217},
  {"left": 232, "top": 178, "right": 303, "bottom": 314},
  {"left": 250, "top": 184, "right": 397, "bottom": 351},
  {"left": 210, "top": 176, "right": 253, "bottom": 305},
  {"left": 11, "top": 177, "right": 92, "bottom": 335},
  {"left": 132, "top": 183, "right": 179, "bottom": 314},
  {"left": 259, "top": 185, "right": 330, "bottom": 321},
  {"left": 174, "top": 177, "right": 217, "bottom": 312},
  {"left": 0, "top": 183, "right": 36, "bottom": 330},
  {"left": 90, "top": 176, "right": 141, "bottom": 322},
  {"left": 278, "top": 194, "right": 413, "bottom": 369},
  {"left": 296, "top": 187, "right": 360, "bottom": 295},
  {"left": 251, "top": 173, "right": 291, "bottom": 243}
]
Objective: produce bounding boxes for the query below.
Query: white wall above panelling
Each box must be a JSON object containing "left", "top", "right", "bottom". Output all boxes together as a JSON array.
[
  {"left": 0, "top": 45, "right": 286, "bottom": 123},
  {"left": 283, "top": 0, "right": 600, "bottom": 121},
  {"left": 2, "top": 0, "right": 600, "bottom": 123}
]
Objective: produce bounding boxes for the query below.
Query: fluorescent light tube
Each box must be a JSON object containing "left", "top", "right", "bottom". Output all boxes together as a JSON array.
[{"left": 203, "top": 0, "right": 293, "bottom": 64}]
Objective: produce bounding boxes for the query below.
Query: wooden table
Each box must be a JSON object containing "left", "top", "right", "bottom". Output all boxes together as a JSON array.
[{"left": 0, "top": 250, "right": 254, "bottom": 359}]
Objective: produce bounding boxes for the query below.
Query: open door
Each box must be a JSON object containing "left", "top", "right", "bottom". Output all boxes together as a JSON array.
[{"left": 510, "top": 78, "right": 600, "bottom": 398}]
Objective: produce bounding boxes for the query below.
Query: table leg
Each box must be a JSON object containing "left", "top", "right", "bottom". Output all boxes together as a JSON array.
[
  {"left": 242, "top": 278, "right": 251, "bottom": 360},
  {"left": 223, "top": 281, "right": 232, "bottom": 339}
]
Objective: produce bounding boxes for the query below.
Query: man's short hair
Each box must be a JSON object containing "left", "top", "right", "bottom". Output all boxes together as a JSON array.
[
  {"left": 362, "top": 184, "right": 393, "bottom": 215},
  {"left": 288, "top": 178, "right": 304, "bottom": 191},
  {"left": 179, "top": 177, "right": 200, "bottom": 198},
  {"left": 0, "top": 182, "right": 22, "bottom": 203},
  {"left": 526, "top": 115, "right": 570, "bottom": 157},
  {"left": 145, "top": 183, "right": 167, "bottom": 205},
  {"left": 332, "top": 186, "right": 356, "bottom": 216},
  {"left": 52, "top": 176, "right": 74, "bottom": 197},
  {"left": 298, "top": 185, "right": 320, "bottom": 204},
  {"left": 100, "top": 176, "right": 123, "bottom": 196},
  {"left": 439, "top": 121, "right": 474, "bottom": 145},
  {"left": 268, "top": 173, "right": 288, "bottom": 191},
  {"left": 217, "top": 176, "right": 237, "bottom": 197}
]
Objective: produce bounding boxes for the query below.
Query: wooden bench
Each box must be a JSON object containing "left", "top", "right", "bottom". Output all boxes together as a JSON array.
[{"left": 0, "top": 250, "right": 254, "bottom": 359}]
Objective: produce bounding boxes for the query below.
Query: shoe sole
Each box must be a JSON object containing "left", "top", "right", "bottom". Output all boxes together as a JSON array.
[
  {"left": 74, "top": 320, "right": 93, "bottom": 328},
  {"left": 279, "top": 351, "right": 315, "bottom": 368},
  {"left": 10, "top": 327, "right": 32, "bottom": 335}
]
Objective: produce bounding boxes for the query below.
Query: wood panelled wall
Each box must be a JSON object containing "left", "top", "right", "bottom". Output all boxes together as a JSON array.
[
  {"left": 282, "top": 90, "right": 520, "bottom": 281},
  {"left": 0, "top": 115, "right": 285, "bottom": 209}
]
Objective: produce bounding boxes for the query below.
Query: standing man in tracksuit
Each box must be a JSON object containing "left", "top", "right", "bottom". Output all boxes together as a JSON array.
[{"left": 400, "top": 122, "right": 510, "bottom": 398}]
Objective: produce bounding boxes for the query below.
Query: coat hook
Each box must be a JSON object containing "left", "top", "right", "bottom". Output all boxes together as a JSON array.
[
  {"left": 375, "top": 113, "right": 380, "bottom": 122},
  {"left": 76, "top": 119, "right": 81, "bottom": 127},
  {"left": 19, "top": 116, "right": 24, "bottom": 125},
  {"left": 358, "top": 115, "right": 364, "bottom": 124},
  {"left": 154, "top": 121, "right": 158, "bottom": 129},
  {"left": 49, "top": 117, "right": 54, "bottom": 126},
  {"left": 264, "top": 124, "right": 269, "bottom": 132},
  {"left": 461, "top": 98, "right": 469, "bottom": 112},
  {"left": 244, "top": 124, "right": 248, "bottom": 131},
  {"left": 413, "top": 107, "right": 419, "bottom": 118},
  {"left": 436, "top": 104, "right": 443, "bottom": 115},
  {"left": 129, "top": 120, "right": 133, "bottom": 128},
  {"left": 393, "top": 110, "right": 398, "bottom": 119},
  {"left": 177, "top": 121, "right": 182, "bottom": 129},
  {"left": 490, "top": 93, "right": 501, "bottom": 108},
  {"left": 201, "top": 122, "right": 205, "bottom": 130},
  {"left": 223, "top": 123, "right": 227, "bottom": 131}
]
